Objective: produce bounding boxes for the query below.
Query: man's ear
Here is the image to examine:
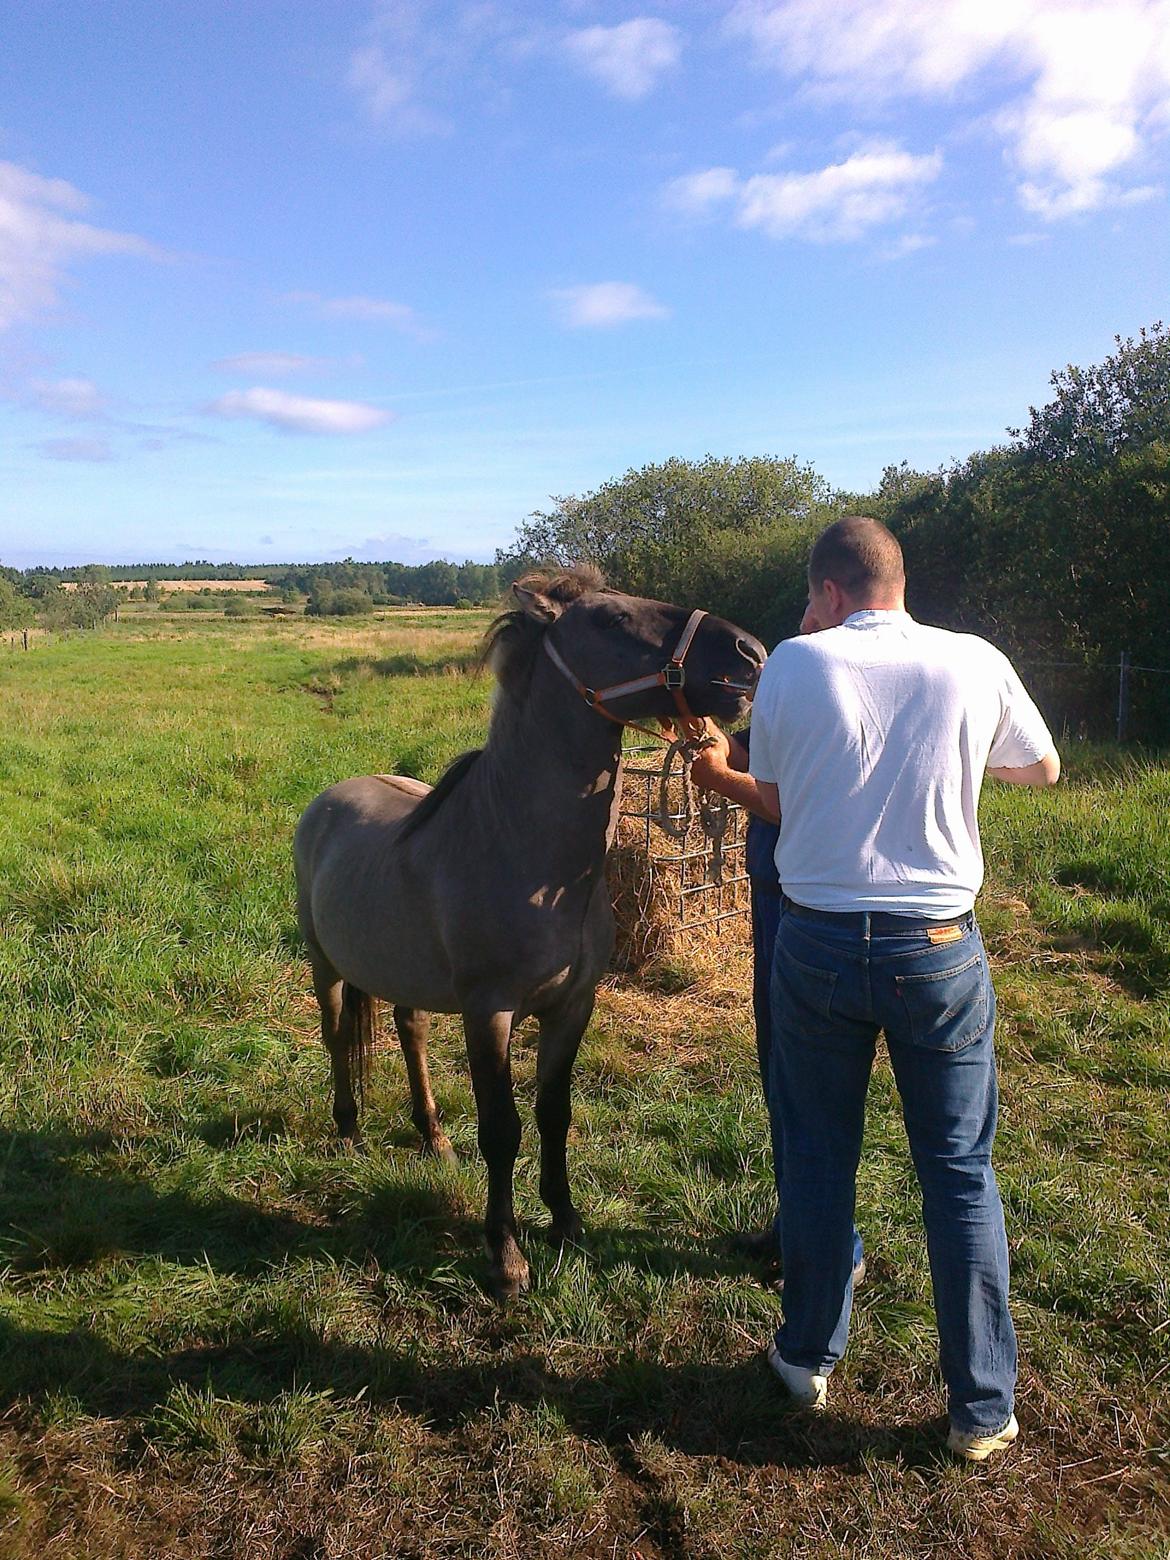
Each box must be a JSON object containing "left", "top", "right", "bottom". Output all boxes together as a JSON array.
[
  {"left": 512, "top": 582, "right": 562, "bottom": 623},
  {"left": 820, "top": 578, "right": 847, "bottom": 623}
]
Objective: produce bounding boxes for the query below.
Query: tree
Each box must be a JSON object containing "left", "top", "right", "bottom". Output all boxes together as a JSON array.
[
  {"left": 0, "top": 577, "right": 34, "bottom": 630},
  {"left": 71, "top": 566, "right": 120, "bottom": 628},
  {"left": 491, "top": 453, "right": 848, "bottom": 644},
  {"left": 412, "top": 560, "right": 460, "bottom": 605},
  {"left": 306, "top": 584, "right": 373, "bottom": 616},
  {"left": 1017, "top": 322, "right": 1170, "bottom": 466}
]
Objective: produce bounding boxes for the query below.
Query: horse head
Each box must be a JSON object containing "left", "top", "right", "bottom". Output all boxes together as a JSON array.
[{"left": 503, "top": 569, "right": 766, "bottom": 734}]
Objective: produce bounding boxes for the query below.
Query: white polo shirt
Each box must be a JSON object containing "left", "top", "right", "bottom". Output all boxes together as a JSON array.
[{"left": 748, "top": 610, "right": 1055, "bottom": 918}]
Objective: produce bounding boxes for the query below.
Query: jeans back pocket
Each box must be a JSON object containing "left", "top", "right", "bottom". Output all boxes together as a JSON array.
[
  {"left": 895, "top": 952, "right": 989, "bottom": 1053},
  {"left": 773, "top": 946, "right": 839, "bottom": 1034}
]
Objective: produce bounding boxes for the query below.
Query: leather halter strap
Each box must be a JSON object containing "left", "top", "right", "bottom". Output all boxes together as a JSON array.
[{"left": 542, "top": 607, "right": 709, "bottom": 742}]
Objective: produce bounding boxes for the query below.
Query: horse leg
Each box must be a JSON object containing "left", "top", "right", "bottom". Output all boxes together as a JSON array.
[
  {"left": 310, "top": 951, "right": 362, "bottom": 1147},
  {"left": 536, "top": 991, "right": 593, "bottom": 1245},
  {"left": 393, "top": 1006, "right": 457, "bottom": 1166},
  {"left": 463, "top": 1008, "right": 528, "bottom": 1302}
]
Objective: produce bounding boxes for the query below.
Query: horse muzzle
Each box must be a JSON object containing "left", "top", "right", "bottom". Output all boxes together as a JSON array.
[{"left": 712, "top": 633, "right": 766, "bottom": 694}]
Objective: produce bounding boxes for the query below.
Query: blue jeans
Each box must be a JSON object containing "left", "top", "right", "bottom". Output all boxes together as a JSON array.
[
  {"left": 769, "top": 900, "right": 1017, "bottom": 1436},
  {"left": 752, "top": 879, "right": 864, "bottom": 1274}
]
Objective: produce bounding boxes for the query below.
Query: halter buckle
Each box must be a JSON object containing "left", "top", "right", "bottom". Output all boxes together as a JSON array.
[{"left": 663, "top": 664, "right": 686, "bottom": 689}]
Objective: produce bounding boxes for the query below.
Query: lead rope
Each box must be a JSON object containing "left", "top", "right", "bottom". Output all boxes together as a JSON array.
[{"left": 650, "top": 731, "right": 731, "bottom": 884}]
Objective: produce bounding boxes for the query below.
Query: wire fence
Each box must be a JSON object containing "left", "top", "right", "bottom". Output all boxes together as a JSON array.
[{"left": 1015, "top": 652, "right": 1170, "bottom": 744}]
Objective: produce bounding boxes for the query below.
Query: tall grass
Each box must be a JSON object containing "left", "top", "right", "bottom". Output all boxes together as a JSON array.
[{"left": 0, "top": 615, "right": 1165, "bottom": 1558}]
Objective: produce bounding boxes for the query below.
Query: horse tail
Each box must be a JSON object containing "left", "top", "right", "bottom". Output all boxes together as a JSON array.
[{"left": 343, "top": 982, "right": 378, "bottom": 1104}]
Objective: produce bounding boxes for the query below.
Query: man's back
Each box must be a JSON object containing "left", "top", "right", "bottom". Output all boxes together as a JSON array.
[{"left": 749, "top": 609, "right": 1054, "bottom": 917}]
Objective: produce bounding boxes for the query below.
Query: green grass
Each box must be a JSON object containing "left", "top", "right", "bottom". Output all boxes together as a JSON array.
[{"left": 0, "top": 615, "right": 1166, "bottom": 1557}]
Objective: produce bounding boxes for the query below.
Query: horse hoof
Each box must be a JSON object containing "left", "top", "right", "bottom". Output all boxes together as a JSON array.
[
  {"left": 331, "top": 1130, "right": 366, "bottom": 1156},
  {"left": 485, "top": 1233, "right": 529, "bottom": 1303},
  {"left": 490, "top": 1266, "right": 530, "bottom": 1305},
  {"left": 546, "top": 1214, "right": 585, "bottom": 1247},
  {"left": 422, "top": 1136, "right": 459, "bottom": 1168}
]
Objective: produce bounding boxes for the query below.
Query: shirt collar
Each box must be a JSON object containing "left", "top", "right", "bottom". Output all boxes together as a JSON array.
[{"left": 842, "top": 608, "right": 911, "bottom": 629}]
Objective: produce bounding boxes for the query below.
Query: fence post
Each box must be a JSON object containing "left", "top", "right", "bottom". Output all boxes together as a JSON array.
[{"left": 1117, "top": 649, "right": 1130, "bottom": 742}]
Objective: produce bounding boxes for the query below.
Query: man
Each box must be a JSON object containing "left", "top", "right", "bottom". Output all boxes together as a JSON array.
[{"left": 694, "top": 516, "right": 1058, "bottom": 1461}]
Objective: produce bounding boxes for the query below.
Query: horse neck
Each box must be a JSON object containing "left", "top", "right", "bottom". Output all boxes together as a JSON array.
[{"left": 479, "top": 655, "right": 626, "bottom": 867}]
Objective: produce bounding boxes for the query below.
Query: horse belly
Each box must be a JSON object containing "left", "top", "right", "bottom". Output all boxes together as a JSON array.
[{"left": 309, "top": 844, "right": 461, "bottom": 1013}]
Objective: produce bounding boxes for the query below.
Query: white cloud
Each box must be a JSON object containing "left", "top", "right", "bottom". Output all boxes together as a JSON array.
[
  {"left": 207, "top": 387, "right": 394, "bottom": 435},
  {"left": 213, "top": 351, "right": 333, "bottom": 377},
  {"left": 663, "top": 166, "right": 741, "bottom": 217},
  {"left": 725, "top": 0, "right": 1170, "bottom": 218},
  {"left": 346, "top": 1, "right": 536, "bottom": 133},
  {"left": 347, "top": 39, "right": 450, "bottom": 135},
  {"left": 548, "top": 281, "right": 670, "bottom": 328},
  {"left": 285, "top": 290, "right": 433, "bottom": 339},
  {"left": 342, "top": 531, "right": 437, "bottom": 563},
  {"left": 665, "top": 143, "right": 943, "bottom": 242},
  {"left": 31, "top": 376, "right": 107, "bottom": 418},
  {"left": 878, "top": 232, "right": 938, "bottom": 260},
  {"left": 0, "top": 161, "right": 162, "bottom": 330},
  {"left": 37, "top": 436, "right": 113, "bottom": 462},
  {"left": 564, "top": 17, "right": 682, "bottom": 100}
]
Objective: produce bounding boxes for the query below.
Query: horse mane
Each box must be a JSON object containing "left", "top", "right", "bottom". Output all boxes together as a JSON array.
[
  {"left": 395, "top": 748, "right": 483, "bottom": 840},
  {"left": 481, "top": 565, "right": 607, "bottom": 697},
  {"left": 397, "top": 566, "right": 607, "bottom": 838}
]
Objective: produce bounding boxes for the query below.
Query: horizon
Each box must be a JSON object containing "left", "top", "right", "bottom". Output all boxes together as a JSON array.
[{"left": 13, "top": 552, "right": 502, "bottom": 574}]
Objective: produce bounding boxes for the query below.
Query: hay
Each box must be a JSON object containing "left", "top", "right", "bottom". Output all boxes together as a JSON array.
[{"left": 606, "top": 759, "right": 752, "bottom": 975}]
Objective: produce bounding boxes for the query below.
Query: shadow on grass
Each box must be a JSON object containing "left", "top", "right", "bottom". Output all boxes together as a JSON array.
[
  {"left": 0, "top": 1123, "right": 952, "bottom": 1469},
  {"left": 0, "top": 1124, "right": 469, "bottom": 1279},
  {"left": 0, "top": 1122, "right": 748, "bottom": 1284},
  {"left": 0, "top": 1303, "right": 944, "bottom": 1472},
  {"left": 0, "top": 1118, "right": 752, "bottom": 1281},
  {"left": 331, "top": 650, "right": 481, "bottom": 680}
]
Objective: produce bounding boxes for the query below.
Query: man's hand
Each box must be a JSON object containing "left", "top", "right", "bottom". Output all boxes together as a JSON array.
[
  {"left": 687, "top": 720, "right": 734, "bottom": 790},
  {"left": 686, "top": 720, "right": 779, "bottom": 822}
]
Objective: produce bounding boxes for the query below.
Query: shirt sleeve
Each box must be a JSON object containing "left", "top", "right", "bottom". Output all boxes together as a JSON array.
[{"left": 987, "top": 652, "right": 1056, "bottom": 769}]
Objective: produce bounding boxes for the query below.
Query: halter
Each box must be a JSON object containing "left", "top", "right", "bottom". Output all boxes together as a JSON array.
[{"left": 542, "top": 607, "right": 710, "bottom": 745}]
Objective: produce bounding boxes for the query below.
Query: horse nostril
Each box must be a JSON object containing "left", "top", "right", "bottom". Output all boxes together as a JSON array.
[{"left": 736, "top": 636, "right": 765, "bottom": 669}]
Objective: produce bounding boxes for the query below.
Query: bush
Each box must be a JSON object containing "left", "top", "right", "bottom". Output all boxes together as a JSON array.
[{"left": 307, "top": 587, "right": 374, "bottom": 616}]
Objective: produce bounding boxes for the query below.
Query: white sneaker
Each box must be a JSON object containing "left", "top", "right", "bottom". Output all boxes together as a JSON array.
[
  {"left": 766, "top": 1341, "right": 828, "bottom": 1409},
  {"left": 947, "top": 1413, "right": 1019, "bottom": 1462}
]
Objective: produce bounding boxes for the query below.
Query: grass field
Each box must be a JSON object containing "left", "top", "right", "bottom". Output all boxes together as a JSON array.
[{"left": 0, "top": 612, "right": 1166, "bottom": 1558}]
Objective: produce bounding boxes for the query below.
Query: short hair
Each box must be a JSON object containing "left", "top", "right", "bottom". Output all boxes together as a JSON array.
[{"left": 808, "top": 516, "right": 904, "bottom": 596}]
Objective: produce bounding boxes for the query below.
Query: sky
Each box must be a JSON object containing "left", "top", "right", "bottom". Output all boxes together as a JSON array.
[{"left": 1, "top": 0, "right": 1168, "bottom": 570}]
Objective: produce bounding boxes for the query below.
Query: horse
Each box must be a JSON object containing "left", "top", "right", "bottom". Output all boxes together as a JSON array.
[{"left": 293, "top": 567, "right": 766, "bottom": 1299}]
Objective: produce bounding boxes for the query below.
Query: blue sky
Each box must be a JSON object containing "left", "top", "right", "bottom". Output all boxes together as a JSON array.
[{"left": 2, "top": 0, "right": 1167, "bottom": 569}]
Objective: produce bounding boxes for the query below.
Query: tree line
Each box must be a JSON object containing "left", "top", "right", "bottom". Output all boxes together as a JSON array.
[{"left": 0, "top": 558, "right": 505, "bottom": 625}]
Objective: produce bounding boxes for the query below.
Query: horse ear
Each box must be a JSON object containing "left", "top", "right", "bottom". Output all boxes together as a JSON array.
[{"left": 512, "top": 582, "right": 562, "bottom": 623}]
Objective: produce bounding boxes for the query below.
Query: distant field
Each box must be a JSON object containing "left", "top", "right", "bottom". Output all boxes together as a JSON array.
[{"left": 0, "top": 612, "right": 1166, "bottom": 1558}]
